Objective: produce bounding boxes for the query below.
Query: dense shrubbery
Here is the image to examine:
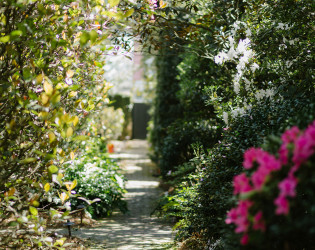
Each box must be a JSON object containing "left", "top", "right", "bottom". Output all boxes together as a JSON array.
[
  {"left": 148, "top": 0, "right": 315, "bottom": 248},
  {"left": 65, "top": 138, "right": 127, "bottom": 218},
  {"left": 227, "top": 121, "right": 315, "bottom": 249},
  {"left": 0, "top": 0, "right": 152, "bottom": 247}
]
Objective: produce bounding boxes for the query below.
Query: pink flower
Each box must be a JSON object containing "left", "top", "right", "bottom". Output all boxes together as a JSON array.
[
  {"left": 233, "top": 173, "right": 252, "bottom": 195},
  {"left": 251, "top": 166, "right": 272, "bottom": 190},
  {"left": 279, "top": 176, "right": 297, "bottom": 197},
  {"left": 235, "top": 216, "right": 250, "bottom": 233},
  {"left": 226, "top": 200, "right": 252, "bottom": 233},
  {"left": 257, "top": 153, "right": 281, "bottom": 172},
  {"left": 274, "top": 195, "right": 289, "bottom": 215},
  {"left": 293, "top": 135, "right": 314, "bottom": 165},
  {"left": 281, "top": 126, "right": 300, "bottom": 144},
  {"left": 240, "top": 233, "right": 249, "bottom": 245},
  {"left": 225, "top": 208, "right": 238, "bottom": 224},
  {"left": 289, "top": 164, "right": 299, "bottom": 175},
  {"left": 279, "top": 126, "right": 300, "bottom": 164},
  {"left": 253, "top": 211, "right": 266, "bottom": 231},
  {"left": 279, "top": 144, "right": 289, "bottom": 165},
  {"left": 243, "top": 148, "right": 264, "bottom": 169},
  {"left": 305, "top": 124, "right": 315, "bottom": 145}
]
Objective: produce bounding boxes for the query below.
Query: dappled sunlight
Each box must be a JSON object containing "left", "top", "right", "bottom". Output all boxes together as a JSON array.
[
  {"left": 126, "top": 180, "right": 160, "bottom": 189},
  {"left": 53, "top": 140, "right": 173, "bottom": 249},
  {"left": 109, "top": 153, "right": 148, "bottom": 160}
]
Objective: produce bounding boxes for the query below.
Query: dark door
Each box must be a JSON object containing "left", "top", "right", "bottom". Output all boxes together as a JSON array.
[{"left": 132, "top": 103, "right": 150, "bottom": 139}]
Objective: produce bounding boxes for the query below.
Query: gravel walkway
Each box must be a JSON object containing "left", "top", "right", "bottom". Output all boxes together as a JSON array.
[{"left": 63, "top": 140, "right": 174, "bottom": 249}]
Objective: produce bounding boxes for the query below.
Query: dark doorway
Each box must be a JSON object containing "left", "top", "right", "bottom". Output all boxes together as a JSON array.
[{"left": 132, "top": 103, "right": 150, "bottom": 139}]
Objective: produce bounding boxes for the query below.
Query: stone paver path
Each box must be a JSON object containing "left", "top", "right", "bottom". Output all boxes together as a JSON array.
[{"left": 64, "top": 140, "right": 174, "bottom": 249}]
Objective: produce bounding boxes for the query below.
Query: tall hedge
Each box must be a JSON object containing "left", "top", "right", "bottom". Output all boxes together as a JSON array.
[{"left": 148, "top": 0, "right": 315, "bottom": 248}]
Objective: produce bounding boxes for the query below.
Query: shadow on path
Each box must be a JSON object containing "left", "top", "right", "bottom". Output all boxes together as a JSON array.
[{"left": 62, "top": 140, "right": 174, "bottom": 249}]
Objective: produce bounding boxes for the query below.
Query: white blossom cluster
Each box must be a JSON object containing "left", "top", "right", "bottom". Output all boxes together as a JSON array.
[
  {"left": 255, "top": 88, "right": 275, "bottom": 101},
  {"left": 214, "top": 21, "right": 279, "bottom": 125},
  {"left": 214, "top": 21, "right": 259, "bottom": 96}
]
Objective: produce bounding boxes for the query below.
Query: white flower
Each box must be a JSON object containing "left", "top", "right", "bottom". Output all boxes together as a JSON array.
[
  {"left": 245, "top": 29, "right": 252, "bottom": 37},
  {"left": 65, "top": 201, "right": 71, "bottom": 211},
  {"left": 228, "top": 36, "right": 235, "bottom": 47},
  {"left": 234, "top": 72, "right": 242, "bottom": 83},
  {"left": 233, "top": 22, "right": 239, "bottom": 30},
  {"left": 214, "top": 51, "right": 228, "bottom": 64},
  {"left": 227, "top": 47, "right": 237, "bottom": 60},
  {"left": 277, "top": 23, "right": 285, "bottom": 30},
  {"left": 286, "top": 60, "right": 293, "bottom": 68},
  {"left": 65, "top": 78, "right": 73, "bottom": 85},
  {"left": 243, "top": 77, "right": 251, "bottom": 88},
  {"left": 223, "top": 112, "right": 229, "bottom": 125},
  {"left": 236, "top": 38, "right": 251, "bottom": 54},
  {"left": 255, "top": 89, "right": 265, "bottom": 101},
  {"left": 265, "top": 88, "right": 274, "bottom": 98},
  {"left": 231, "top": 109, "right": 238, "bottom": 118},
  {"left": 250, "top": 62, "right": 259, "bottom": 73},
  {"left": 236, "top": 60, "right": 246, "bottom": 72},
  {"left": 234, "top": 81, "right": 240, "bottom": 94}
]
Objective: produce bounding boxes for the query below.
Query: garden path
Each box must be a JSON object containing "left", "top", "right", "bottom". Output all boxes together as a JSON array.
[{"left": 63, "top": 140, "right": 174, "bottom": 249}]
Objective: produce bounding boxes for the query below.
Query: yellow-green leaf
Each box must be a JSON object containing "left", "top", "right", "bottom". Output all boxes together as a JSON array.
[
  {"left": 70, "top": 179, "right": 77, "bottom": 190},
  {"left": 48, "top": 132, "right": 56, "bottom": 143},
  {"left": 70, "top": 151, "right": 75, "bottom": 160},
  {"left": 109, "top": 0, "right": 120, "bottom": 7},
  {"left": 66, "top": 127, "right": 73, "bottom": 138},
  {"left": 51, "top": 92, "right": 61, "bottom": 104},
  {"left": 19, "top": 158, "right": 37, "bottom": 164},
  {"left": 0, "top": 35, "right": 10, "bottom": 43},
  {"left": 40, "top": 93, "right": 49, "bottom": 105},
  {"left": 58, "top": 192, "right": 69, "bottom": 204},
  {"left": 10, "top": 30, "right": 23, "bottom": 37},
  {"left": 66, "top": 69, "right": 74, "bottom": 78},
  {"left": 80, "top": 32, "right": 90, "bottom": 46},
  {"left": 29, "top": 206, "right": 38, "bottom": 216},
  {"left": 89, "top": 30, "right": 98, "bottom": 43},
  {"left": 48, "top": 165, "right": 59, "bottom": 174},
  {"left": 159, "top": 0, "right": 167, "bottom": 8},
  {"left": 125, "top": 8, "right": 134, "bottom": 17},
  {"left": 35, "top": 74, "right": 43, "bottom": 84},
  {"left": 44, "top": 183, "right": 50, "bottom": 192},
  {"left": 72, "top": 116, "right": 79, "bottom": 126},
  {"left": 43, "top": 81, "right": 53, "bottom": 96},
  {"left": 54, "top": 237, "right": 66, "bottom": 246},
  {"left": 69, "top": 91, "right": 77, "bottom": 98},
  {"left": 62, "top": 113, "right": 71, "bottom": 123}
]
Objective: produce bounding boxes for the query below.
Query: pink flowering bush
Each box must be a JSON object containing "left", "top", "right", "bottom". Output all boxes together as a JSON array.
[{"left": 226, "top": 121, "right": 315, "bottom": 248}]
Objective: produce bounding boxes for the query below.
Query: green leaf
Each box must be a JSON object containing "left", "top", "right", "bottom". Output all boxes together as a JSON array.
[
  {"left": 80, "top": 32, "right": 90, "bottom": 46},
  {"left": 29, "top": 206, "right": 38, "bottom": 216},
  {"left": 89, "top": 30, "right": 98, "bottom": 43},
  {"left": 54, "top": 237, "right": 66, "bottom": 246},
  {"left": 108, "top": 0, "right": 120, "bottom": 7},
  {"left": 66, "top": 127, "right": 73, "bottom": 138},
  {"left": 10, "top": 30, "right": 23, "bottom": 37},
  {"left": 0, "top": 35, "right": 10, "bottom": 43},
  {"left": 124, "top": 9, "right": 134, "bottom": 18},
  {"left": 44, "top": 183, "right": 50, "bottom": 192},
  {"left": 8, "top": 221, "right": 19, "bottom": 227},
  {"left": 48, "top": 132, "right": 56, "bottom": 143},
  {"left": 44, "top": 81, "right": 53, "bottom": 96},
  {"left": 72, "top": 135, "right": 89, "bottom": 141},
  {"left": 48, "top": 165, "right": 59, "bottom": 174},
  {"left": 19, "top": 158, "right": 37, "bottom": 164}
]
